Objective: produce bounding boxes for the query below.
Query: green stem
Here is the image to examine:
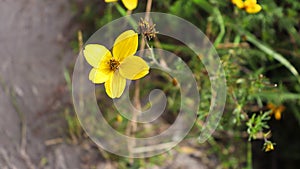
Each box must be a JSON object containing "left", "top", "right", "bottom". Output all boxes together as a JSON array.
[
  {"left": 115, "top": 3, "right": 126, "bottom": 16},
  {"left": 246, "top": 142, "right": 253, "bottom": 169},
  {"left": 213, "top": 8, "right": 225, "bottom": 47},
  {"left": 115, "top": 3, "right": 137, "bottom": 28}
]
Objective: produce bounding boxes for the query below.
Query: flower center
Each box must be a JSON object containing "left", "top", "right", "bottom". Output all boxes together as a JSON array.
[{"left": 109, "top": 59, "right": 120, "bottom": 71}]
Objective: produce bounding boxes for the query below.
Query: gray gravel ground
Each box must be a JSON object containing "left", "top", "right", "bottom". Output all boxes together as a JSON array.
[{"left": 0, "top": 0, "right": 81, "bottom": 168}]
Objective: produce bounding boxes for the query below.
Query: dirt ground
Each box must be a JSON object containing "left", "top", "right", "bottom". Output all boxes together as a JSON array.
[
  {"left": 0, "top": 0, "right": 89, "bottom": 168},
  {"left": 0, "top": 0, "right": 211, "bottom": 169}
]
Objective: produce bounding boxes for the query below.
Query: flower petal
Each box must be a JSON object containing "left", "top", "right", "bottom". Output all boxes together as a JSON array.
[
  {"left": 105, "top": 0, "right": 118, "bottom": 2},
  {"left": 99, "top": 50, "right": 113, "bottom": 70},
  {"left": 232, "top": 0, "right": 244, "bottom": 9},
  {"left": 89, "top": 68, "right": 112, "bottom": 84},
  {"left": 119, "top": 56, "right": 149, "bottom": 80},
  {"left": 112, "top": 30, "right": 138, "bottom": 62},
  {"left": 245, "top": 4, "right": 262, "bottom": 14},
  {"left": 274, "top": 111, "right": 281, "bottom": 120},
  {"left": 104, "top": 71, "right": 126, "bottom": 98},
  {"left": 121, "top": 0, "right": 138, "bottom": 10},
  {"left": 104, "top": 77, "right": 113, "bottom": 98},
  {"left": 244, "top": 0, "right": 257, "bottom": 6},
  {"left": 84, "top": 44, "right": 112, "bottom": 68}
]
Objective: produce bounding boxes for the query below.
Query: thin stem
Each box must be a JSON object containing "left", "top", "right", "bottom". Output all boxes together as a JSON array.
[
  {"left": 246, "top": 141, "right": 253, "bottom": 169},
  {"left": 145, "top": 0, "right": 152, "bottom": 20}
]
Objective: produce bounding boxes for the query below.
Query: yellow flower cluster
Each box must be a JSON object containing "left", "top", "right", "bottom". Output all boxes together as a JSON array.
[
  {"left": 105, "top": 0, "right": 138, "bottom": 10},
  {"left": 84, "top": 30, "right": 149, "bottom": 98},
  {"left": 232, "top": 0, "right": 262, "bottom": 14},
  {"left": 264, "top": 141, "right": 274, "bottom": 152},
  {"left": 267, "top": 103, "right": 285, "bottom": 120}
]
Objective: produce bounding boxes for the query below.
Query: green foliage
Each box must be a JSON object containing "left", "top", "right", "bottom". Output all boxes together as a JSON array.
[{"left": 246, "top": 112, "right": 270, "bottom": 141}]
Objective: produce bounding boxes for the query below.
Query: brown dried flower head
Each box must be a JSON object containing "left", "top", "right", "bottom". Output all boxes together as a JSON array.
[{"left": 138, "top": 18, "right": 158, "bottom": 40}]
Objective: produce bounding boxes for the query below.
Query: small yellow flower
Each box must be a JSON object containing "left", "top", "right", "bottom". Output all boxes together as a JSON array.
[
  {"left": 267, "top": 103, "right": 285, "bottom": 120},
  {"left": 264, "top": 141, "right": 274, "bottom": 152},
  {"left": 105, "top": 0, "right": 138, "bottom": 11},
  {"left": 231, "top": 0, "right": 262, "bottom": 14},
  {"left": 84, "top": 30, "right": 149, "bottom": 98},
  {"left": 116, "top": 114, "right": 123, "bottom": 122}
]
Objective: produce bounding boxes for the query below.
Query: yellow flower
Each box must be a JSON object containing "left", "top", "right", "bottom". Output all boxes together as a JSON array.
[
  {"left": 105, "top": 0, "right": 138, "bottom": 11},
  {"left": 231, "top": 0, "right": 262, "bottom": 14},
  {"left": 116, "top": 114, "right": 123, "bottom": 122},
  {"left": 264, "top": 141, "right": 274, "bottom": 152},
  {"left": 267, "top": 103, "right": 285, "bottom": 120},
  {"left": 244, "top": 0, "right": 262, "bottom": 14},
  {"left": 84, "top": 30, "right": 149, "bottom": 98}
]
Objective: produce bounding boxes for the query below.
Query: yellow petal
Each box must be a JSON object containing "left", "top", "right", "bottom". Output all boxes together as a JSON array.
[
  {"left": 119, "top": 56, "right": 149, "bottom": 80},
  {"left": 236, "top": 2, "right": 245, "bottom": 8},
  {"left": 105, "top": 0, "right": 118, "bottom": 2},
  {"left": 121, "top": 0, "right": 138, "bottom": 10},
  {"left": 83, "top": 44, "right": 112, "bottom": 68},
  {"left": 89, "top": 68, "right": 112, "bottom": 84},
  {"left": 244, "top": 0, "right": 257, "bottom": 6},
  {"left": 112, "top": 30, "right": 138, "bottom": 62},
  {"left": 245, "top": 4, "right": 262, "bottom": 13},
  {"left": 232, "top": 0, "right": 244, "bottom": 9},
  {"left": 104, "top": 71, "right": 126, "bottom": 98},
  {"left": 99, "top": 50, "right": 113, "bottom": 70},
  {"left": 265, "top": 142, "right": 274, "bottom": 152},
  {"left": 274, "top": 111, "right": 282, "bottom": 120},
  {"left": 104, "top": 77, "right": 113, "bottom": 98}
]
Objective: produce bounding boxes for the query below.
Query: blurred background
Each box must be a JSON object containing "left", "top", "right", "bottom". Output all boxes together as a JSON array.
[{"left": 0, "top": 0, "right": 300, "bottom": 169}]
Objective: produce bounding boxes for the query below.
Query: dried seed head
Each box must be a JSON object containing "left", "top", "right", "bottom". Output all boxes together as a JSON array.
[{"left": 138, "top": 18, "right": 158, "bottom": 40}]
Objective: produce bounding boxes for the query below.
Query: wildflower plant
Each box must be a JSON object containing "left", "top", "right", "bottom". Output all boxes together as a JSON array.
[{"left": 70, "top": 0, "right": 300, "bottom": 168}]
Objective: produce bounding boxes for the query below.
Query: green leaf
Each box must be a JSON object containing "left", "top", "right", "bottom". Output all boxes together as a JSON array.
[
  {"left": 253, "top": 92, "right": 300, "bottom": 101},
  {"left": 192, "top": 0, "right": 214, "bottom": 14},
  {"left": 245, "top": 32, "right": 300, "bottom": 84}
]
